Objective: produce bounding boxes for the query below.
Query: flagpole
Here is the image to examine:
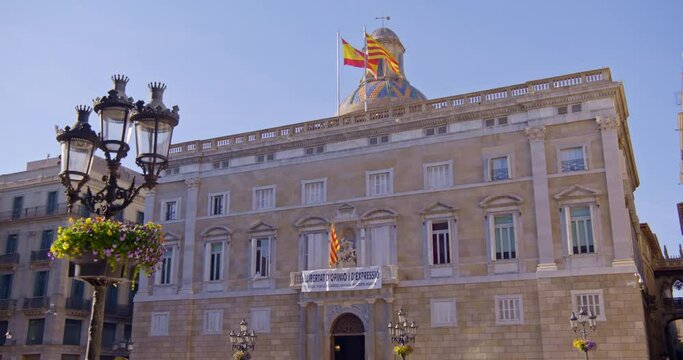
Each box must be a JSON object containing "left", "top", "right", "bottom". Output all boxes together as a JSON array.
[
  {"left": 336, "top": 31, "right": 340, "bottom": 116},
  {"left": 363, "top": 26, "right": 368, "bottom": 112}
]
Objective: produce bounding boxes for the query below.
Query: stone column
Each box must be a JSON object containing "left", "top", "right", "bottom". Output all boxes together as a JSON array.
[
  {"left": 596, "top": 117, "right": 635, "bottom": 266},
  {"left": 525, "top": 126, "right": 557, "bottom": 271},
  {"left": 180, "top": 178, "right": 200, "bottom": 294}
]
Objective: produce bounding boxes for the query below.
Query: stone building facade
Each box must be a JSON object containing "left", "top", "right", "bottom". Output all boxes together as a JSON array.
[
  {"left": 0, "top": 157, "right": 143, "bottom": 360},
  {"left": 132, "top": 28, "right": 651, "bottom": 359}
]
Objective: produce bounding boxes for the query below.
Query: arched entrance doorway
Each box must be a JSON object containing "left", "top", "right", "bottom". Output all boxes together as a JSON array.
[{"left": 331, "top": 313, "right": 365, "bottom": 360}]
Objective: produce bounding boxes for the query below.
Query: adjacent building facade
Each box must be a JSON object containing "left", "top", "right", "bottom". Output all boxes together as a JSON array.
[
  {"left": 132, "top": 28, "right": 651, "bottom": 359},
  {"left": 0, "top": 157, "right": 143, "bottom": 360}
]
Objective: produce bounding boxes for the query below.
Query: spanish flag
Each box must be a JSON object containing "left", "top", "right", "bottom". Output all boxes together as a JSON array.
[
  {"left": 329, "top": 224, "right": 340, "bottom": 268},
  {"left": 342, "top": 38, "right": 378, "bottom": 77},
  {"left": 365, "top": 32, "right": 401, "bottom": 75}
]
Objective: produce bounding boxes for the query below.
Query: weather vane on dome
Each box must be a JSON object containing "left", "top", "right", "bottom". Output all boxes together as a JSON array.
[{"left": 375, "top": 15, "right": 390, "bottom": 28}]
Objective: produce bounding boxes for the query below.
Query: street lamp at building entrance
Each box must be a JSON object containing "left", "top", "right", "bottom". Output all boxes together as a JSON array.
[{"left": 388, "top": 308, "right": 417, "bottom": 359}]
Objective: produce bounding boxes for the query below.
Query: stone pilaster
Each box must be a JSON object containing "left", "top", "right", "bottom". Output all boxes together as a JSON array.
[
  {"left": 180, "top": 177, "right": 200, "bottom": 294},
  {"left": 366, "top": 299, "right": 376, "bottom": 360},
  {"left": 525, "top": 126, "right": 557, "bottom": 271},
  {"left": 596, "top": 116, "right": 635, "bottom": 266},
  {"left": 139, "top": 188, "right": 156, "bottom": 295}
]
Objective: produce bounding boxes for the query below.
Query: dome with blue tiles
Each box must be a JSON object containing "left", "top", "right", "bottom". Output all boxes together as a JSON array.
[{"left": 339, "top": 27, "right": 427, "bottom": 115}]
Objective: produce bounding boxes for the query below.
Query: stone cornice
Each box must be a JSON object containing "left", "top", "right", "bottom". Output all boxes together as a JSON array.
[{"left": 169, "top": 83, "right": 622, "bottom": 167}]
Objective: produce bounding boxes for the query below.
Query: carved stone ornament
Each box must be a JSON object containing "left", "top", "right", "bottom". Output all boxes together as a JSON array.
[
  {"left": 596, "top": 116, "right": 620, "bottom": 131},
  {"left": 326, "top": 304, "right": 369, "bottom": 334},
  {"left": 184, "top": 177, "right": 200, "bottom": 188},
  {"left": 331, "top": 313, "right": 365, "bottom": 334},
  {"left": 525, "top": 126, "right": 546, "bottom": 141}
]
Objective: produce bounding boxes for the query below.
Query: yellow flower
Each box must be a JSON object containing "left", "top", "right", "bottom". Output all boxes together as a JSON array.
[
  {"left": 107, "top": 230, "right": 113, "bottom": 236},
  {"left": 85, "top": 218, "right": 92, "bottom": 224},
  {"left": 62, "top": 243, "right": 69, "bottom": 250}
]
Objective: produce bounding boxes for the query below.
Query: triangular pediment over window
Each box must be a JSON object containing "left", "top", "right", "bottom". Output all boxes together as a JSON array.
[
  {"left": 479, "top": 194, "right": 523, "bottom": 209},
  {"left": 201, "top": 226, "right": 232, "bottom": 237},
  {"left": 420, "top": 202, "right": 459, "bottom": 216},
  {"left": 553, "top": 185, "right": 600, "bottom": 201},
  {"left": 335, "top": 203, "right": 358, "bottom": 220},
  {"left": 295, "top": 216, "right": 330, "bottom": 228},
  {"left": 248, "top": 221, "right": 276, "bottom": 234},
  {"left": 164, "top": 231, "right": 181, "bottom": 242}
]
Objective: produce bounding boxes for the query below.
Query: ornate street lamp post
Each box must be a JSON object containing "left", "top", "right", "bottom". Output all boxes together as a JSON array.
[
  {"left": 55, "top": 75, "right": 179, "bottom": 360},
  {"left": 388, "top": 308, "right": 417, "bottom": 360},
  {"left": 112, "top": 338, "right": 134, "bottom": 358},
  {"left": 229, "top": 319, "right": 257, "bottom": 360},
  {"left": 569, "top": 307, "right": 598, "bottom": 359}
]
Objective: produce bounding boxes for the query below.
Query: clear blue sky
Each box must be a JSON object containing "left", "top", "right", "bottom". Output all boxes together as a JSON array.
[{"left": 1, "top": 1, "right": 682, "bottom": 251}]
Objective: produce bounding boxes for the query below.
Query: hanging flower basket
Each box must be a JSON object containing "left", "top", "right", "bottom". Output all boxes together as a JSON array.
[
  {"left": 233, "top": 350, "right": 250, "bottom": 360},
  {"left": 393, "top": 345, "right": 413, "bottom": 357},
  {"left": 50, "top": 217, "right": 165, "bottom": 286},
  {"left": 573, "top": 339, "right": 596, "bottom": 352}
]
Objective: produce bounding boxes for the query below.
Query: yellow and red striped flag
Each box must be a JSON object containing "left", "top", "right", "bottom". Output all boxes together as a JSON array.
[
  {"left": 329, "top": 224, "right": 340, "bottom": 267},
  {"left": 365, "top": 32, "right": 401, "bottom": 75},
  {"left": 342, "top": 38, "right": 378, "bottom": 77}
]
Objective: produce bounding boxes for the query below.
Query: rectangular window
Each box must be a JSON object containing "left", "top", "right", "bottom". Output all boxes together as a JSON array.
[
  {"left": 557, "top": 106, "right": 568, "bottom": 115},
  {"left": 425, "top": 125, "right": 447, "bottom": 136},
  {"left": 495, "top": 296, "right": 523, "bottom": 324},
  {"left": 40, "top": 229, "right": 54, "bottom": 250},
  {"left": 102, "top": 322, "right": 116, "bottom": 347},
  {"left": 369, "top": 226, "right": 392, "bottom": 266},
  {"left": 33, "top": 271, "right": 49, "bottom": 297},
  {"left": 369, "top": 135, "right": 389, "bottom": 145},
  {"left": 430, "top": 299, "right": 456, "bottom": 327},
  {"left": 209, "top": 193, "right": 228, "bottom": 216},
  {"left": 204, "top": 310, "right": 223, "bottom": 334},
  {"left": 305, "top": 145, "right": 325, "bottom": 155},
  {"left": 493, "top": 214, "right": 516, "bottom": 260},
  {"left": 0, "top": 321, "right": 7, "bottom": 346},
  {"left": 150, "top": 312, "right": 169, "bottom": 336},
  {"left": 213, "top": 159, "right": 229, "bottom": 169},
  {"left": 253, "top": 186, "right": 275, "bottom": 210},
  {"left": 570, "top": 206, "right": 594, "bottom": 254},
  {"left": 163, "top": 200, "right": 178, "bottom": 221},
  {"left": 305, "top": 232, "right": 327, "bottom": 270},
  {"left": 572, "top": 290, "right": 605, "bottom": 321},
  {"left": 5, "top": 234, "right": 17, "bottom": 254},
  {"left": 367, "top": 170, "right": 392, "bottom": 197},
  {"left": 489, "top": 156, "right": 510, "bottom": 181},
  {"left": 256, "top": 153, "right": 275, "bottom": 163},
  {"left": 302, "top": 180, "right": 326, "bottom": 205},
  {"left": 560, "top": 147, "right": 586, "bottom": 172},
  {"left": 253, "top": 238, "right": 271, "bottom": 277},
  {"left": 484, "top": 117, "right": 508, "bottom": 128},
  {"left": 26, "top": 318, "right": 45, "bottom": 345},
  {"left": 46, "top": 191, "right": 58, "bottom": 215},
  {"left": 11, "top": 196, "right": 23, "bottom": 220},
  {"left": 430, "top": 221, "right": 451, "bottom": 265},
  {"left": 136, "top": 211, "right": 145, "bottom": 224},
  {"left": 63, "top": 319, "right": 82, "bottom": 345},
  {"left": 159, "top": 247, "right": 173, "bottom": 285},
  {"left": 208, "top": 243, "right": 222, "bottom": 281},
  {"left": 425, "top": 163, "right": 451, "bottom": 189},
  {"left": 571, "top": 103, "right": 582, "bottom": 113},
  {"left": 0, "top": 274, "right": 13, "bottom": 299}
]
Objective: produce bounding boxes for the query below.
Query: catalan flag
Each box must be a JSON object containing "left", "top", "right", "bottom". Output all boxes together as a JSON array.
[
  {"left": 365, "top": 32, "right": 401, "bottom": 75},
  {"left": 341, "top": 38, "right": 378, "bottom": 77},
  {"left": 329, "top": 224, "right": 340, "bottom": 267}
]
